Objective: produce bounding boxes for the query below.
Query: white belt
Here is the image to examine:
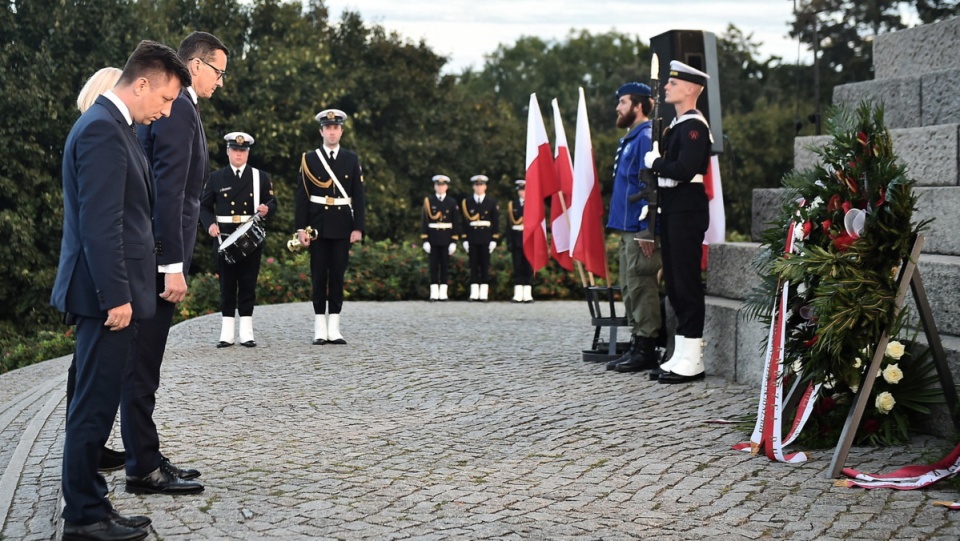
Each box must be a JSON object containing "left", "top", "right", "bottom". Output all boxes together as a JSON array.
[
  {"left": 469, "top": 220, "right": 492, "bottom": 227},
  {"left": 216, "top": 215, "right": 252, "bottom": 224},
  {"left": 428, "top": 222, "right": 453, "bottom": 229},
  {"left": 659, "top": 174, "right": 703, "bottom": 188},
  {"left": 309, "top": 195, "right": 352, "bottom": 206},
  {"left": 511, "top": 224, "right": 524, "bottom": 231}
]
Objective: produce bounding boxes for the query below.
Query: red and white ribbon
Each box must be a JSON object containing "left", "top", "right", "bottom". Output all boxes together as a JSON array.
[{"left": 837, "top": 442, "right": 960, "bottom": 507}]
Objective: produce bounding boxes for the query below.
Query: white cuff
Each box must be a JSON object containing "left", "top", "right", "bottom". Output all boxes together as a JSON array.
[{"left": 158, "top": 262, "right": 184, "bottom": 273}]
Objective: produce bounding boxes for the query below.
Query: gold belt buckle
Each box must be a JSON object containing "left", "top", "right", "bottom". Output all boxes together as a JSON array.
[
  {"left": 233, "top": 215, "right": 242, "bottom": 223},
  {"left": 325, "top": 196, "right": 335, "bottom": 205}
]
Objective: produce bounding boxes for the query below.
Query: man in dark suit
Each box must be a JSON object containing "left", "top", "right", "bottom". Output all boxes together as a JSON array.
[
  {"left": 124, "top": 31, "right": 229, "bottom": 496},
  {"left": 295, "top": 109, "right": 366, "bottom": 345},
  {"left": 506, "top": 179, "right": 534, "bottom": 303},
  {"left": 461, "top": 175, "right": 500, "bottom": 301},
  {"left": 51, "top": 40, "right": 190, "bottom": 541},
  {"left": 419, "top": 174, "right": 460, "bottom": 301},
  {"left": 199, "top": 131, "right": 277, "bottom": 347}
]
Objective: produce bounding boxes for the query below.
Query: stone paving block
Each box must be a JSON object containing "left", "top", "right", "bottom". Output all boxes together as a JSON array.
[{"left": 874, "top": 17, "right": 960, "bottom": 79}]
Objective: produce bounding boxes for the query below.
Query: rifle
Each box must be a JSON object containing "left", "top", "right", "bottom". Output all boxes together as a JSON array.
[{"left": 629, "top": 53, "right": 662, "bottom": 244}]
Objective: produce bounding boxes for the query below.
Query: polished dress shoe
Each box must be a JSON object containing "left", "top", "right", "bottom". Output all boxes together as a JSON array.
[
  {"left": 648, "top": 366, "right": 665, "bottom": 381},
  {"left": 240, "top": 340, "right": 256, "bottom": 347},
  {"left": 658, "top": 370, "right": 706, "bottom": 384},
  {"left": 109, "top": 509, "right": 151, "bottom": 529},
  {"left": 327, "top": 337, "right": 346, "bottom": 345},
  {"left": 98, "top": 447, "right": 126, "bottom": 472},
  {"left": 312, "top": 338, "right": 326, "bottom": 345},
  {"left": 62, "top": 518, "right": 146, "bottom": 541},
  {"left": 125, "top": 465, "right": 203, "bottom": 495},
  {"left": 161, "top": 455, "right": 201, "bottom": 480},
  {"left": 216, "top": 341, "right": 234, "bottom": 348}
]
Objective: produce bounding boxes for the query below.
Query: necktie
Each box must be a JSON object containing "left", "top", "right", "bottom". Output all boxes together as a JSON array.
[
  {"left": 235, "top": 169, "right": 241, "bottom": 178},
  {"left": 329, "top": 150, "right": 334, "bottom": 161}
]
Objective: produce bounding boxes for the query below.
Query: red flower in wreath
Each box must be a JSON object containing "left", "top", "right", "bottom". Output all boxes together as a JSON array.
[
  {"left": 832, "top": 232, "right": 857, "bottom": 251},
  {"left": 821, "top": 219, "right": 832, "bottom": 233}
]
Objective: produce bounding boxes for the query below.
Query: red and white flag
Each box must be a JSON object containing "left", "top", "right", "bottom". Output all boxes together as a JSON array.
[
  {"left": 569, "top": 87, "right": 607, "bottom": 279},
  {"left": 701, "top": 155, "right": 726, "bottom": 270},
  {"left": 549, "top": 98, "right": 574, "bottom": 272},
  {"left": 523, "top": 93, "right": 558, "bottom": 273}
]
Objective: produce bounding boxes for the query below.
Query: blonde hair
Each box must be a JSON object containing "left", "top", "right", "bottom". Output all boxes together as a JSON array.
[{"left": 76, "top": 67, "right": 122, "bottom": 113}]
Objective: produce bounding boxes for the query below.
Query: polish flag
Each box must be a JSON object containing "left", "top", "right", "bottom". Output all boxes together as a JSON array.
[
  {"left": 523, "top": 93, "right": 558, "bottom": 273},
  {"left": 701, "top": 155, "right": 726, "bottom": 270},
  {"left": 549, "top": 98, "right": 574, "bottom": 271},
  {"left": 569, "top": 87, "right": 607, "bottom": 279}
]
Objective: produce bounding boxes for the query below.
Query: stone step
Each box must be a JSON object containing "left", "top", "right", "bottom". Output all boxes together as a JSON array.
[
  {"left": 794, "top": 126, "right": 960, "bottom": 187},
  {"left": 873, "top": 17, "right": 960, "bottom": 80},
  {"left": 751, "top": 187, "right": 960, "bottom": 257},
  {"left": 831, "top": 69, "right": 960, "bottom": 129}
]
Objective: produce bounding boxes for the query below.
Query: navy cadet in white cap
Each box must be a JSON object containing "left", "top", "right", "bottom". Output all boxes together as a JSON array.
[
  {"left": 644, "top": 60, "right": 714, "bottom": 384},
  {"left": 420, "top": 174, "right": 461, "bottom": 301},
  {"left": 295, "top": 108, "right": 366, "bottom": 345},
  {"left": 461, "top": 174, "right": 500, "bottom": 301},
  {"left": 200, "top": 131, "right": 277, "bottom": 347},
  {"left": 506, "top": 179, "right": 533, "bottom": 303}
]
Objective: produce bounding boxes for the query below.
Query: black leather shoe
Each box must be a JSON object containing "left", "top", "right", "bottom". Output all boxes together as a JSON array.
[
  {"left": 62, "top": 518, "right": 147, "bottom": 541},
  {"left": 161, "top": 455, "right": 201, "bottom": 480},
  {"left": 616, "top": 338, "right": 660, "bottom": 373},
  {"left": 240, "top": 340, "right": 256, "bottom": 347},
  {"left": 109, "top": 509, "right": 151, "bottom": 529},
  {"left": 648, "top": 366, "right": 665, "bottom": 381},
  {"left": 98, "top": 447, "right": 125, "bottom": 472},
  {"left": 312, "top": 338, "right": 326, "bottom": 345},
  {"left": 327, "top": 337, "right": 347, "bottom": 345},
  {"left": 216, "top": 341, "right": 233, "bottom": 348},
  {"left": 125, "top": 466, "right": 203, "bottom": 495},
  {"left": 658, "top": 371, "right": 706, "bottom": 384}
]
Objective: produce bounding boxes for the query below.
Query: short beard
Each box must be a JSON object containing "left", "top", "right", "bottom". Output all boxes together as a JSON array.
[{"left": 616, "top": 109, "right": 636, "bottom": 129}]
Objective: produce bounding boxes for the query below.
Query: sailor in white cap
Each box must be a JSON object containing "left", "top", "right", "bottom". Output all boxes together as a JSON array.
[
  {"left": 420, "top": 174, "right": 461, "bottom": 301},
  {"left": 506, "top": 179, "right": 533, "bottom": 303},
  {"left": 200, "top": 131, "right": 277, "bottom": 348},
  {"left": 461, "top": 174, "right": 500, "bottom": 301},
  {"left": 295, "top": 108, "right": 366, "bottom": 345},
  {"left": 643, "top": 60, "right": 714, "bottom": 384}
]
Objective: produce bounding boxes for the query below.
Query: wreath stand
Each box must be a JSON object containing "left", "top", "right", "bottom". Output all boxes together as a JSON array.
[
  {"left": 581, "top": 286, "right": 630, "bottom": 362},
  {"left": 825, "top": 234, "right": 960, "bottom": 478}
]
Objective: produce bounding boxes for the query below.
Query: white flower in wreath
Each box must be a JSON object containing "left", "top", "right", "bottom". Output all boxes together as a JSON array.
[
  {"left": 882, "top": 363, "right": 903, "bottom": 384},
  {"left": 792, "top": 360, "right": 803, "bottom": 374},
  {"left": 875, "top": 391, "right": 896, "bottom": 414},
  {"left": 850, "top": 382, "right": 860, "bottom": 394},
  {"left": 793, "top": 222, "right": 806, "bottom": 242},
  {"left": 853, "top": 357, "right": 862, "bottom": 369},
  {"left": 809, "top": 196, "right": 824, "bottom": 210},
  {"left": 823, "top": 375, "right": 836, "bottom": 390},
  {"left": 886, "top": 341, "right": 905, "bottom": 360}
]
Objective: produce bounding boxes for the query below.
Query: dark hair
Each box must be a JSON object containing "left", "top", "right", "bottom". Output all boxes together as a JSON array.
[
  {"left": 178, "top": 31, "right": 230, "bottom": 63},
  {"left": 118, "top": 40, "right": 192, "bottom": 88},
  {"left": 628, "top": 94, "right": 654, "bottom": 117}
]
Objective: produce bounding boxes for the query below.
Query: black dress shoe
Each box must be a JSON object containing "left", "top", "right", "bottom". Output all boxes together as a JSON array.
[
  {"left": 161, "top": 455, "right": 201, "bottom": 480},
  {"left": 62, "top": 518, "right": 147, "bottom": 541},
  {"left": 98, "top": 447, "right": 126, "bottom": 472},
  {"left": 648, "top": 366, "right": 664, "bottom": 381},
  {"left": 125, "top": 466, "right": 203, "bottom": 495},
  {"left": 240, "top": 340, "right": 256, "bottom": 347},
  {"left": 312, "top": 338, "right": 326, "bottom": 345},
  {"left": 109, "top": 509, "right": 151, "bottom": 529},
  {"left": 216, "top": 341, "right": 234, "bottom": 348},
  {"left": 327, "top": 338, "right": 347, "bottom": 345},
  {"left": 658, "top": 371, "right": 706, "bottom": 384}
]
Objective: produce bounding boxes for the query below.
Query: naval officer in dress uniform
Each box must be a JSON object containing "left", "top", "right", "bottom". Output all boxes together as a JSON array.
[
  {"left": 199, "top": 131, "right": 277, "bottom": 348},
  {"left": 420, "top": 174, "right": 460, "bottom": 301},
  {"left": 295, "top": 109, "right": 366, "bottom": 344},
  {"left": 461, "top": 174, "right": 500, "bottom": 301},
  {"left": 644, "top": 60, "right": 713, "bottom": 384},
  {"left": 506, "top": 179, "right": 533, "bottom": 303}
]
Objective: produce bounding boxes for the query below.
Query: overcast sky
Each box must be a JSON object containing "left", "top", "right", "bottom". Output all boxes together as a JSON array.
[{"left": 324, "top": 0, "right": 809, "bottom": 73}]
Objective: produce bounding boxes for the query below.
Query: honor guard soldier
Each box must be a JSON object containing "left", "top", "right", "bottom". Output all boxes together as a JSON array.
[
  {"left": 200, "top": 131, "right": 277, "bottom": 348},
  {"left": 507, "top": 179, "right": 533, "bottom": 303},
  {"left": 420, "top": 174, "right": 461, "bottom": 301},
  {"left": 295, "top": 108, "right": 366, "bottom": 345},
  {"left": 461, "top": 175, "right": 500, "bottom": 301},
  {"left": 644, "top": 61, "right": 713, "bottom": 384}
]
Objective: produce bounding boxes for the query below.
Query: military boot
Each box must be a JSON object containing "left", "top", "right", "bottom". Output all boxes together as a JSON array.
[{"left": 615, "top": 336, "right": 659, "bottom": 372}]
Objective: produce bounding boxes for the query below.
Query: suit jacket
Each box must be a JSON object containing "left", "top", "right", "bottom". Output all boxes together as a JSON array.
[
  {"left": 294, "top": 148, "right": 366, "bottom": 239},
  {"left": 137, "top": 91, "right": 208, "bottom": 271},
  {"left": 200, "top": 166, "right": 277, "bottom": 236},
  {"left": 419, "top": 193, "right": 460, "bottom": 245},
  {"left": 51, "top": 95, "right": 157, "bottom": 319},
  {"left": 461, "top": 195, "right": 500, "bottom": 245}
]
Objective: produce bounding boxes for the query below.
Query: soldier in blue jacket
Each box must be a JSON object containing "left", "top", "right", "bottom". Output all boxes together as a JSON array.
[{"left": 606, "top": 82, "right": 662, "bottom": 373}]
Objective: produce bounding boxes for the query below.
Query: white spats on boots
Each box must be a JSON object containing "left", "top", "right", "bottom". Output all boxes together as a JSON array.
[
  {"left": 479, "top": 284, "right": 490, "bottom": 302},
  {"left": 217, "top": 317, "right": 235, "bottom": 348},
  {"left": 659, "top": 334, "right": 686, "bottom": 373},
  {"left": 659, "top": 337, "right": 705, "bottom": 384},
  {"left": 512, "top": 285, "right": 523, "bottom": 303},
  {"left": 429, "top": 284, "right": 440, "bottom": 301},
  {"left": 238, "top": 316, "right": 256, "bottom": 347},
  {"left": 313, "top": 314, "right": 327, "bottom": 345},
  {"left": 438, "top": 284, "right": 449, "bottom": 301},
  {"left": 327, "top": 313, "right": 346, "bottom": 344},
  {"left": 469, "top": 284, "right": 480, "bottom": 301},
  {"left": 522, "top": 285, "right": 533, "bottom": 303}
]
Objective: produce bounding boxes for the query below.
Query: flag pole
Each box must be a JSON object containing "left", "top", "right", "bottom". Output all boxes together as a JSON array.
[{"left": 554, "top": 190, "right": 588, "bottom": 287}]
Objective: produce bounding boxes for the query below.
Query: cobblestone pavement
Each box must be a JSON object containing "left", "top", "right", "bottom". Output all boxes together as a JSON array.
[{"left": 2, "top": 301, "right": 960, "bottom": 540}]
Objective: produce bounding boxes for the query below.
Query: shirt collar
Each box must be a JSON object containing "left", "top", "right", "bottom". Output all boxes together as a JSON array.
[
  {"left": 102, "top": 90, "right": 133, "bottom": 126},
  {"left": 323, "top": 145, "right": 340, "bottom": 159},
  {"left": 234, "top": 164, "right": 246, "bottom": 177},
  {"left": 186, "top": 86, "right": 199, "bottom": 104},
  {"left": 623, "top": 119, "right": 652, "bottom": 141}
]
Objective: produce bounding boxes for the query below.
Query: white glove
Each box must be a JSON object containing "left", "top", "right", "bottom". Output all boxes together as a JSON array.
[
  {"left": 463, "top": 241, "right": 469, "bottom": 253},
  {"left": 638, "top": 204, "right": 649, "bottom": 221},
  {"left": 488, "top": 241, "right": 496, "bottom": 253},
  {"left": 423, "top": 242, "right": 431, "bottom": 254},
  {"left": 448, "top": 243, "right": 456, "bottom": 255},
  {"left": 643, "top": 141, "right": 660, "bottom": 169}
]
